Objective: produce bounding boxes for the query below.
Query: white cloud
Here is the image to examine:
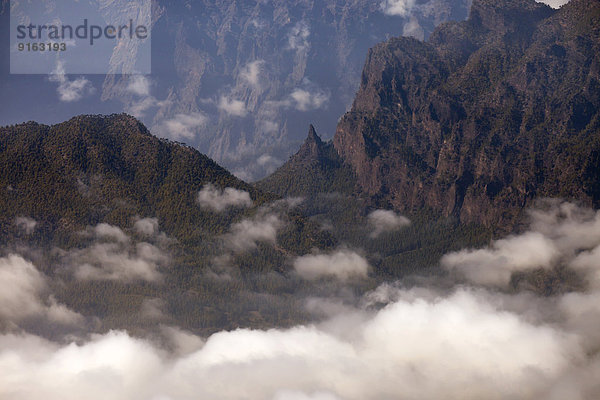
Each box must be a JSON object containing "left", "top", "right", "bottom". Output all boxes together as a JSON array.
[
  {"left": 160, "top": 326, "right": 205, "bottom": 356},
  {"left": 158, "top": 112, "right": 208, "bottom": 140},
  {"left": 232, "top": 168, "right": 254, "bottom": 182},
  {"left": 380, "top": 0, "right": 416, "bottom": 16},
  {"left": 197, "top": 184, "right": 253, "bottom": 212},
  {"left": 288, "top": 21, "right": 310, "bottom": 52},
  {"left": 257, "top": 154, "right": 278, "bottom": 166},
  {"left": 124, "top": 76, "right": 172, "bottom": 119},
  {"left": 259, "top": 84, "right": 329, "bottom": 115},
  {"left": 72, "top": 242, "right": 166, "bottom": 282},
  {"left": 4, "top": 202, "right": 600, "bottom": 399},
  {"left": 0, "top": 255, "right": 47, "bottom": 321},
  {"left": 442, "top": 232, "right": 558, "bottom": 287},
  {"left": 0, "top": 255, "right": 82, "bottom": 325},
  {"left": 273, "top": 391, "right": 341, "bottom": 400},
  {"left": 367, "top": 209, "right": 410, "bottom": 238},
  {"left": 218, "top": 96, "right": 248, "bottom": 117},
  {"left": 403, "top": 16, "right": 424, "bottom": 40},
  {"left": 126, "top": 75, "right": 151, "bottom": 97},
  {"left": 224, "top": 213, "right": 282, "bottom": 252},
  {"left": 249, "top": 18, "right": 265, "bottom": 30},
  {"left": 240, "top": 60, "right": 265, "bottom": 88},
  {"left": 443, "top": 201, "right": 600, "bottom": 287},
  {"left": 439, "top": 202, "right": 600, "bottom": 363},
  {"left": 290, "top": 88, "right": 329, "bottom": 112},
  {"left": 67, "top": 223, "right": 169, "bottom": 283},
  {"left": 48, "top": 61, "right": 95, "bottom": 102},
  {"left": 260, "top": 120, "right": 280, "bottom": 134},
  {"left": 15, "top": 217, "right": 37, "bottom": 234},
  {"left": 536, "top": 0, "right": 570, "bottom": 8},
  {"left": 93, "top": 223, "right": 130, "bottom": 243},
  {"left": 256, "top": 154, "right": 283, "bottom": 175},
  {"left": 5, "top": 200, "right": 600, "bottom": 399},
  {"left": 294, "top": 250, "right": 370, "bottom": 281},
  {"left": 127, "top": 96, "right": 158, "bottom": 118}
]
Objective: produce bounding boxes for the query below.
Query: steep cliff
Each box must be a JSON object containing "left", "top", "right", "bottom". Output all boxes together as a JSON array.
[{"left": 332, "top": 0, "right": 600, "bottom": 227}]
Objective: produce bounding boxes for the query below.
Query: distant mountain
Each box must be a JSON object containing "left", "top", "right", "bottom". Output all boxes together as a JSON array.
[
  {"left": 124, "top": 0, "right": 473, "bottom": 180},
  {"left": 0, "top": 114, "right": 270, "bottom": 243},
  {"left": 292, "top": 0, "right": 600, "bottom": 228}
]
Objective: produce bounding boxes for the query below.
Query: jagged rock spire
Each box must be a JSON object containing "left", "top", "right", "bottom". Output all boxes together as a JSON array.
[
  {"left": 306, "top": 124, "right": 322, "bottom": 145},
  {"left": 297, "top": 124, "right": 325, "bottom": 159}
]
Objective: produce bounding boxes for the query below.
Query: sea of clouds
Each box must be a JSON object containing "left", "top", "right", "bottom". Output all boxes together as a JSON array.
[{"left": 1, "top": 199, "right": 600, "bottom": 399}]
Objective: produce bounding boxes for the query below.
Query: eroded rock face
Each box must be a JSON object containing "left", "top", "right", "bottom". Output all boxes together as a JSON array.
[
  {"left": 333, "top": 0, "right": 600, "bottom": 228},
  {"left": 97, "top": 0, "right": 472, "bottom": 180}
]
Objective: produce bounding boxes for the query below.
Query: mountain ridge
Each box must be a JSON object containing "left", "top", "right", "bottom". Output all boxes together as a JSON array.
[
  {"left": 321, "top": 0, "right": 600, "bottom": 228},
  {"left": 0, "top": 113, "right": 267, "bottom": 242}
]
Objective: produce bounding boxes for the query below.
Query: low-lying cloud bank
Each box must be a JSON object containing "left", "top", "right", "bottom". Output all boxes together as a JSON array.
[
  {"left": 0, "top": 285, "right": 594, "bottom": 400},
  {"left": 2, "top": 201, "right": 600, "bottom": 399}
]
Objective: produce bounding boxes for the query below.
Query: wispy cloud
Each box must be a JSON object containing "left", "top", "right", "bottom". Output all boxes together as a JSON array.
[
  {"left": 240, "top": 60, "right": 265, "bottom": 88},
  {"left": 442, "top": 201, "right": 599, "bottom": 287},
  {"left": 403, "top": 16, "right": 424, "bottom": 40},
  {"left": 367, "top": 210, "right": 410, "bottom": 238},
  {"left": 157, "top": 112, "right": 208, "bottom": 140},
  {"left": 197, "top": 184, "right": 253, "bottom": 212},
  {"left": 294, "top": 249, "right": 370, "bottom": 281},
  {"left": 290, "top": 88, "right": 329, "bottom": 111},
  {"left": 256, "top": 154, "right": 283, "bottom": 175},
  {"left": 0, "top": 286, "right": 585, "bottom": 400},
  {"left": 134, "top": 217, "right": 159, "bottom": 236},
  {"left": 126, "top": 75, "right": 151, "bottom": 97},
  {"left": 287, "top": 21, "right": 310, "bottom": 52},
  {"left": 259, "top": 120, "right": 280, "bottom": 134},
  {"left": 14, "top": 217, "right": 37, "bottom": 235},
  {"left": 380, "top": 0, "right": 416, "bottom": 16},
  {"left": 262, "top": 83, "right": 330, "bottom": 114},
  {"left": 48, "top": 61, "right": 94, "bottom": 102},
  {"left": 442, "top": 232, "right": 557, "bottom": 287},
  {"left": 224, "top": 213, "right": 282, "bottom": 252},
  {"left": 66, "top": 223, "right": 169, "bottom": 283},
  {"left": 125, "top": 75, "right": 172, "bottom": 119},
  {"left": 218, "top": 96, "right": 248, "bottom": 117},
  {"left": 4, "top": 202, "right": 600, "bottom": 399}
]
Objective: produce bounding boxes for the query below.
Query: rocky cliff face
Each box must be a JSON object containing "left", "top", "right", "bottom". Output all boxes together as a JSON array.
[{"left": 332, "top": 0, "right": 600, "bottom": 227}]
